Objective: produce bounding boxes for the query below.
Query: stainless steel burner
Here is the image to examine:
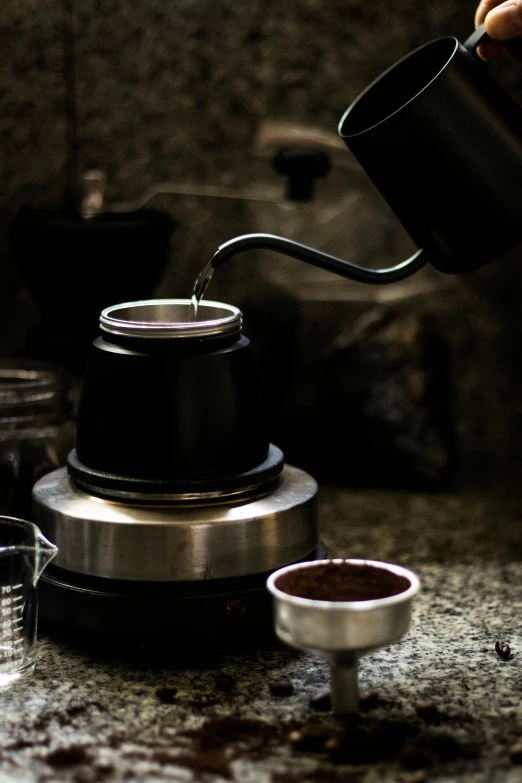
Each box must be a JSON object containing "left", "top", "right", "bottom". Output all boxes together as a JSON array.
[{"left": 32, "top": 465, "right": 318, "bottom": 582}]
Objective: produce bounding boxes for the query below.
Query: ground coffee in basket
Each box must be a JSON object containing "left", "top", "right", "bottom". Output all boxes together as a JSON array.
[{"left": 275, "top": 561, "right": 410, "bottom": 602}]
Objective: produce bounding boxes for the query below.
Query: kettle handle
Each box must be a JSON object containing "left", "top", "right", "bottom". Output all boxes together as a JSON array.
[{"left": 464, "top": 23, "right": 489, "bottom": 56}]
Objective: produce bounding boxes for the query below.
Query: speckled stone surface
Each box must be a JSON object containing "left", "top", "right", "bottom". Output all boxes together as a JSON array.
[
  {"left": 2, "top": 484, "right": 522, "bottom": 782},
  {"left": 2, "top": 1, "right": 522, "bottom": 774}
]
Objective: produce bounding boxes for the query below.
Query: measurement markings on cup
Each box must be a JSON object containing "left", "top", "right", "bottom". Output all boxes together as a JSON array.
[{"left": 0, "top": 583, "right": 26, "bottom": 670}]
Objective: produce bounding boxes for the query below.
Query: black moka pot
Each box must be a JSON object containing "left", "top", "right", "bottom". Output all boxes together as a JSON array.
[{"left": 32, "top": 300, "right": 322, "bottom": 646}]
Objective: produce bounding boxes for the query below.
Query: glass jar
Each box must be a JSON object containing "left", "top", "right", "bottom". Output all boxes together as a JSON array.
[{"left": 0, "top": 361, "right": 76, "bottom": 518}]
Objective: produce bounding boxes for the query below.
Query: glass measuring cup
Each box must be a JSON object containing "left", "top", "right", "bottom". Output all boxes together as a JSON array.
[{"left": 0, "top": 516, "right": 57, "bottom": 687}]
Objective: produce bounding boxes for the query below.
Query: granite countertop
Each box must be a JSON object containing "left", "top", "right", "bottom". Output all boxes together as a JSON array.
[{"left": 1, "top": 483, "right": 522, "bottom": 783}]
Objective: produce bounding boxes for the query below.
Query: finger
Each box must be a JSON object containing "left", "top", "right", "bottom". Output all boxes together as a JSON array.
[
  {"left": 475, "top": 0, "right": 505, "bottom": 26},
  {"left": 484, "top": 0, "right": 522, "bottom": 39},
  {"left": 476, "top": 37, "right": 504, "bottom": 59}
]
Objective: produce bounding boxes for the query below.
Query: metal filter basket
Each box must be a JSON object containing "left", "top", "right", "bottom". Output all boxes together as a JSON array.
[{"left": 267, "top": 559, "right": 421, "bottom": 714}]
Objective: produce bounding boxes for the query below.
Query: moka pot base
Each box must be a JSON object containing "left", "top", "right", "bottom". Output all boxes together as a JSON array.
[{"left": 32, "top": 464, "right": 321, "bottom": 639}]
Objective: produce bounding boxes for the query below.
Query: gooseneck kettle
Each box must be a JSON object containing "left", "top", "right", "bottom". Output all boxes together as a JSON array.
[{"left": 195, "top": 24, "right": 522, "bottom": 301}]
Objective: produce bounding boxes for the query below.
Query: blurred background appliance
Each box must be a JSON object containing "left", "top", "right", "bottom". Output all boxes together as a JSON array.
[
  {"left": 8, "top": 0, "right": 177, "bottom": 379},
  {"left": 10, "top": 199, "right": 175, "bottom": 378}
]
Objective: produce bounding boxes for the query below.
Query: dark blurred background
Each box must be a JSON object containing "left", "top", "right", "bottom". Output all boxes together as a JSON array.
[{"left": 1, "top": 0, "right": 522, "bottom": 493}]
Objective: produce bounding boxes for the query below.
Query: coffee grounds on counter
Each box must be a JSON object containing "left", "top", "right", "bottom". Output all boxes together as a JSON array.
[
  {"left": 414, "top": 701, "right": 442, "bottom": 724},
  {"left": 288, "top": 724, "right": 333, "bottom": 752},
  {"left": 359, "top": 691, "right": 383, "bottom": 711},
  {"left": 509, "top": 739, "right": 522, "bottom": 764},
  {"left": 155, "top": 686, "right": 178, "bottom": 703},
  {"left": 45, "top": 745, "right": 91, "bottom": 768},
  {"left": 181, "top": 715, "right": 298, "bottom": 767},
  {"left": 275, "top": 561, "right": 410, "bottom": 602},
  {"left": 309, "top": 692, "right": 332, "bottom": 712},
  {"left": 185, "top": 695, "right": 223, "bottom": 712},
  {"left": 183, "top": 716, "right": 284, "bottom": 750},
  {"left": 495, "top": 640, "right": 511, "bottom": 659},
  {"left": 324, "top": 718, "right": 414, "bottom": 765},
  {"left": 160, "top": 719, "right": 269, "bottom": 782},
  {"left": 269, "top": 679, "right": 294, "bottom": 697},
  {"left": 397, "top": 742, "right": 435, "bottom": 770},
  {"left": 215, "top": 673, "right": 235, "bottom": 692},
  {"left": 285, "top": 711, "right": 479, "bottom": 769},
  {"left": 161, "top": 707, "right": 478, "bottom": 776}
]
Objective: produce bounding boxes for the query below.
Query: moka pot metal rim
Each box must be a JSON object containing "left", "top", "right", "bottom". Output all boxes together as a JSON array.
[{"left": 99, "top": 298, "right": 242, "bottom": 339}]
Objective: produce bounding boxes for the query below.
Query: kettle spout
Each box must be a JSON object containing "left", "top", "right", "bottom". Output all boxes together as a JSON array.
[
  {"left": 196, "top": 234, "right": 427, "bottom": 301},
  {"left": 34, "top": 531, "right": 58, "bottom": 584}
]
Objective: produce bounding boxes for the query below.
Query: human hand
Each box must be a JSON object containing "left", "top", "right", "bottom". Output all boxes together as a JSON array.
[{"left": 475, "top": 0, "right": 522, "bottom": 61}]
